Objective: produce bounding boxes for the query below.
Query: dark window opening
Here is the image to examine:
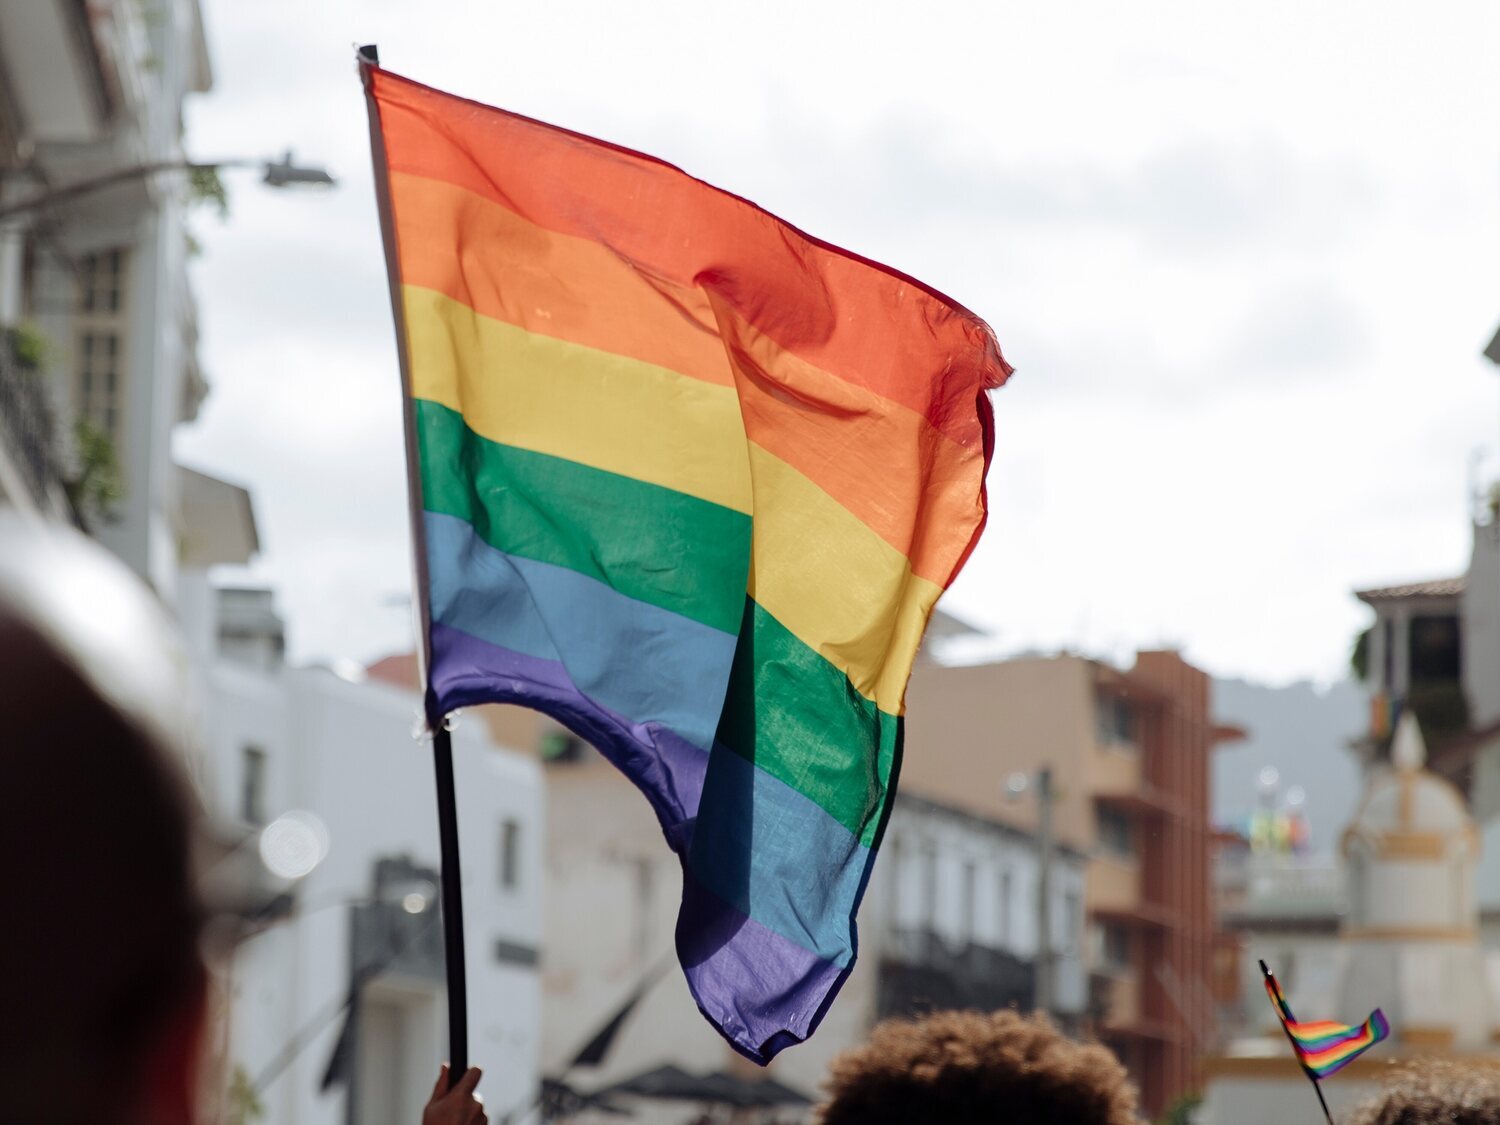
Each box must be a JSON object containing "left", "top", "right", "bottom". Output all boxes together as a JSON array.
[
  {"left": 1102, "top": 922, "right": 1131, "bottom": 972},
  {"left": 499, "top": 818, "right": 521, "bottom": 890},
  {"left": 1097, "top": 806, "right": 1133, "bottom": 856},
  {"left": 1096, "top": 694, "right": 1136, "bottom": 745},
  {"left": 998, "top": 869, "right": 1012, "bottom": 945},
  {"left": 1410, "top": 614, "right": 1461, "bottom": 682},
  {"left": 241, "top": 745, "right": 266, "bottom": 825}
]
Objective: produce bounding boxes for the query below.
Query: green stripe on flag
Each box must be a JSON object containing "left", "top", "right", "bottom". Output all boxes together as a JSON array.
[
  {"left": 715, "top": 598, "right": 901, "bottom": 847},
  {"left": 416, "top": 398, "right": 750, "bottom": 637}
]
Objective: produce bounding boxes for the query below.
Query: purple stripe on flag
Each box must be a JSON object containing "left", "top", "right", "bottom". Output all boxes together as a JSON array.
[
  {"left": 431, "top": 621, "right": 707, "bottom": 844},
  {"left": 677, "top": 864, "right": 851, "bottom": 1065}
]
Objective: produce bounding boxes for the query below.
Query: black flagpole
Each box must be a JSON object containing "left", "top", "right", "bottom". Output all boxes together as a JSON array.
[
  {"left": 1259, "top": 960, "right": 1334, "bottom": 1125},
  {"left": 359, "top": 41, "right": 468, "bottom": 1087},
  {"left": 432, "top": 725, "right": 469, "bottom": 1080}
]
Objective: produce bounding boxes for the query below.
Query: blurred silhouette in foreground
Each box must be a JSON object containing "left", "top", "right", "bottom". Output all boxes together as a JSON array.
[
  {"left": 0, "top": 516, "right": 208, "bottom": 1125},
  {"left": 813, "top": 1009, "right": 1138, "bottom": 1125},
  {"left": 0, "top": 517, "right": 485, "bottom": 1125},
  {"left": 1344, "top": 1059, "right": 1500, "bottom": 1124}
]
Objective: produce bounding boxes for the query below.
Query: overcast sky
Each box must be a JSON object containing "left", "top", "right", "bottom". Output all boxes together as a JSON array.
[{"left": 176, "top": 0, "right": 1500, "bottom": 688}]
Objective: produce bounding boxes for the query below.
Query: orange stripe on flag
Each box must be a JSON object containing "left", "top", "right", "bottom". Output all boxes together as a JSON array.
[
  {"left": 389, "top": 170, "right": 989, "bottom": 584},
  {"left": 371, "top": 67, "right": 1011, "bottom": 453},
  {"left": 389, "top": 171, "right": 737, "bottom": 390}
]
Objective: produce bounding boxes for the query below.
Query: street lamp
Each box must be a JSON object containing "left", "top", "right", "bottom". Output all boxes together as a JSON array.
[
  {"left": 261, "top": 150, "right": 337, "bottom": 189},
  {"left": 0, "top": 151, "right": 336, "bottom": 223},
  {"left": 1006, "top": 767, "right": 1056, "bottom": 1017}
]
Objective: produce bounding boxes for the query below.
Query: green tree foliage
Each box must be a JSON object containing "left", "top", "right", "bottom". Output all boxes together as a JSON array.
[
  {"left": 8, "top": 323, "right": 49, "bottom": 370},
  {"left": 225, "top": 1065, "right": 265, "bottom": 1125},
  {"left": 66, "top": 417, "right": 123, "bottom": 527},
  {"left": 187, "top": 164, "right": 229, "bottom": 220},
  {"left": 1156, "top": 1091, "right": 1202, "bottom": 1125},
  {"left": 1350, "top": 626, "right": 1370, "bottom": 681}
]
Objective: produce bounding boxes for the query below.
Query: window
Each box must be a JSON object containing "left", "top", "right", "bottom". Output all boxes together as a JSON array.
[
  {"left": 499, "top": 818, "right": 521, "bottom": 890},
  {"left": 922, "top": 844, "right": 939, "bottom": 927},
  {"left": 74, "top": 248, "right": 129, "bottom": 444},
  {"left": 1097, "top": 807, "right": 1134, "bottom": 857},
  {"left": 997, "top": 869, "right": 1012, "bottom": 946},
  {"left": 1381, "top": 618, "right": 1395, "bottom": 689},
  {"left": 241, "top": 745, "right": 266, "bottom": 825},
  {"left": 79, "top": 248, "right": 126, "bottom": 314},
  {"left": 1095, "top": 693, "right": 1136, "bottom": 746},
  {"left": 961, "top": 859, "right": 977, "bottom": 944},
  {"left": 1410, "top": 615, "right": 1461, "bottom": 682},
  {"left": 1062, "top": 890, "right": 1080, "bottom": 952},
  {"left": 1101, "top": 922, "right": 1131, "bottom": 972},
  {"left": 887, "top": 833, "right": 904, "bottom": 915}
]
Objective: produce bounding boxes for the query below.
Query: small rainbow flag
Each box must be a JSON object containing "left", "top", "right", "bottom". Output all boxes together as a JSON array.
[
  {"left": 1261, "top": 961, "right": 1389, "bottom": 1079},
  {"left": 362, "top": 61, "right": 1009, "bottom": 1063}
]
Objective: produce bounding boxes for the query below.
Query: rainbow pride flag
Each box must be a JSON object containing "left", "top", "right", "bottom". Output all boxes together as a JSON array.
[
  {"left": 1262, "top": 962, "right": 1389, "bottom": 1079},
  {"left": 362, "top": 62, "right": 1009, "bottom": 1063}
]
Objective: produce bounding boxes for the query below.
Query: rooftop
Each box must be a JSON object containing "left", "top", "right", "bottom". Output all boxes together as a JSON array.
[{"left": 1354, "top": 576, "right": 1465, "bottom": 604}]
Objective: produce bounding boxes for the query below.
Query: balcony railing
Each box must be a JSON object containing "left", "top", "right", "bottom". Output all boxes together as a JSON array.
[
  {"left": 1097, "top": 970, "right": 1140, "bottom": 1027},
  {"left": 1087, "top": 853, "right": 1142, "bottom": 913},
  {"left": 1091, "top": 742, "right": 1142, "bottom": 795},
  {"left": 350, "top": 898, "right": 446, "bottom": 983},
  {"left": 879, "top": 927, "right": 1036, "bottom": 1019},
  {"left": 0, "top": 336, "right": 68, "bottom": 515},
  {"left": 1215, "top": 854, "right": 1345, "bottom": 920}
]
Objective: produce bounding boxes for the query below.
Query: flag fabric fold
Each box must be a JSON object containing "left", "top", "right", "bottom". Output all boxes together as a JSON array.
[
  {"left": 1262, "top": 963, "right": 1389, "bottom": 1079},
  {"left": 362, "top": 60, "right": 1010, "bottom": 1063}
]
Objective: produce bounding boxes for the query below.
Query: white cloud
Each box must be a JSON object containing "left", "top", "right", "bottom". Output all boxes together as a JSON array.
[{"left": 181, "top": 0, "right": 1500, "bottom": 685}]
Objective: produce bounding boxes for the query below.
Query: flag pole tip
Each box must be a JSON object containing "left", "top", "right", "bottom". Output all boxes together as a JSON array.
[{"left": 358, "top": 43, "right": 379, "bottom": 65}]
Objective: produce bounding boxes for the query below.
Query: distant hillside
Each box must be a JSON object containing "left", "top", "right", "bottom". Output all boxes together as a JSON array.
[{"left": 1211, "top": 677, "right": 1367, "bottom": 856}]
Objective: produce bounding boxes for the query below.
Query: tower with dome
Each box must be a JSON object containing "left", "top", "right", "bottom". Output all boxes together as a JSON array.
[
  {"left": 1200, "top": 713, "right": 1500, "bottom": 1124},
  {"left": 1338, "top": 713, "right": 1492, "bottom": 1048}
]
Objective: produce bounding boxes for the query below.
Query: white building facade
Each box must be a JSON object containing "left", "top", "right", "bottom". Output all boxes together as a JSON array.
[
  {"left": 0, "top": 11, "right": 546, "bottom": 1123},
  {"left": 536, "top": 745, "right": 1087, "bottom": 1117},
  {"left": 877, "top": 794, "right": 1089, "bottom": 1024},
  {"left": 0, "top": 0, "right": 212, "bottom": 589},
  {"left": 198, "top": 590, "right": 544, "bottom": 1125}
]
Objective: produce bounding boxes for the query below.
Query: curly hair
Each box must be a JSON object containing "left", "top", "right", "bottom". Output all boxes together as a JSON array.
[
  {"left": 1343, "top": 1059, "right": 1500, "bottom": 1124},
  {"left": 814, "top": 1009, "right": 1138, "bottom": 1125}
]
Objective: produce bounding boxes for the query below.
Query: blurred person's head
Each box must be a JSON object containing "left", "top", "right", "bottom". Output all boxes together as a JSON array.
[
  {"left": 0, "top": 517, "right": 207, "bottom": 1125},
  {"left": 814, "top": 1009, "right": 1138, "bottom": 1125},
  {"left": 1343, "top": 1059, "right": 1500, "bottom": 1124}
]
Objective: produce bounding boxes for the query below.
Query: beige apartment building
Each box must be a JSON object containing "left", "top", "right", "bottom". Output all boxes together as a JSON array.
[
  {"left": 372, "top": 644, "right": 1239, "bottom": 1115},
  {"left": 901, "top": 649, "right": 1243, "bottom": 1117}
]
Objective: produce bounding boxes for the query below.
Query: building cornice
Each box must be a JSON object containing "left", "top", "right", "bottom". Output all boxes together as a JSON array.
[{"left": 1342, "top": 925, "right": 1478, "bottom": 943}]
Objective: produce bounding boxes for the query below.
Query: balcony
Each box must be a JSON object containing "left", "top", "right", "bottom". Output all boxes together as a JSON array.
[
  {"left": 1088, "top": 854, "right": 1141, "bottom": 914},
  {"left": 1091, "top": 741, "right": 1141, "bottom": 794},
  {"left": 349, "top": 855, "right": 447, "bottom": 983},
  {"left": 878, "top": 927, "right": 1035, "bottom": 1019},
  {"left": 0, "top": 333, "right": 70, "bottom": 518},
  {"left": 1088, "top": 855, "right": 1177, "bottom": 928},
  {"left": 1216, "top": 853, "right": 1345, "bottom": 924},
  {"left": 1091, "top": 741, "right": 1179, "bottom": 817},
  {"left": 1097, "top": 971, "right": 1139, "bottom": 1027}
]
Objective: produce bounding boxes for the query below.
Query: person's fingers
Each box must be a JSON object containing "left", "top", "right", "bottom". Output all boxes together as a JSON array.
[
  {"left": 453, "top": 1065, "right": 483, "bottom": 1098},
  {"left": 430, "top": 1064, "right": 451, "bottom": 1101}
]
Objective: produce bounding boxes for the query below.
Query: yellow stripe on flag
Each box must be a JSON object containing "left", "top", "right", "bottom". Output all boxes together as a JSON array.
[
  {"left": 404, "top": 285, "right": 752, "bottom": 515},
  {"left": 746, "top": 444, "right": 942, "bottom": 714}
]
